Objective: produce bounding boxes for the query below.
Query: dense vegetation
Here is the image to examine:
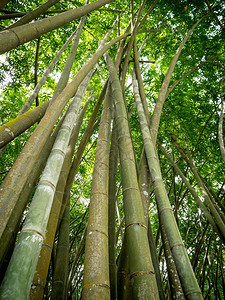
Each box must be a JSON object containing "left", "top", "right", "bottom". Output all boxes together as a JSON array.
[{"left": 0, "top": 0, "right": 224, "bottom": 299}]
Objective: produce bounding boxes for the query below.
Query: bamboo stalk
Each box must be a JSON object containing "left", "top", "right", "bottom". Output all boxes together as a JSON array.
[
  {"left": 0, "top": 33, "right": 129, "bottom": 243},
  {"left": 0, "top": 101, "right": 48, "bottom": 149},
  {"left": 29, "top": 74, "right": 93, "bottom": 300},
  {"left": 106, "top": 52, "right": 159, "bottom": 299},
  {"left": 0, "top": 74, "right": 89, "bottom": 298},
  {"left": 7, "top": 0, "right": 61, "bottom": 29},
  {"left": 133, "top": 70, "right": 203, "bottom": 298},
  {"left": 51, "top": 9, "right": 87, "bottom": 102},
  {"left": 108, "top": 117, "right": 119, "bottom": 299},
  {"left": 82, "top": 84, "right": 112, "bottom": 298},
  {"left": 0, "top": 115, "right": 64, "bottom": 270},
  {"left": 0, "top": 0, "right": 113, "bottom": 54},
  {"left": 52, "top": 197, "right": 70, "bottom": 299},
  {"left": 150, "top": 18, "right": 203, "bottom": 145}
]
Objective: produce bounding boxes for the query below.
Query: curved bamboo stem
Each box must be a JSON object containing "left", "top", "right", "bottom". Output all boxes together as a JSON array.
[{"left": 150, "top": 17, "right": 203, "bottom": 145}]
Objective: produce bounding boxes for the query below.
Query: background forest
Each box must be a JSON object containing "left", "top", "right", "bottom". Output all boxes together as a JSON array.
[{"left": 0, "top": 0, "right": 224, "bottom": 299}]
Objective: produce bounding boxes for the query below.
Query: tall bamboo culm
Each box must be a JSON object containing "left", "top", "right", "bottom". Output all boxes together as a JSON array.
[
  {"left": 105, "top": 52, "right": 159, "bottom": 299},
  {"left": 133, "top": 70, "right": 203, "bottom": 299},
  {"left": 82, "top": 84, "right": 112, "bottom": 299},
  {"left": 0, "top": 76, "right": 87, "bottom": 299},
  {"left": 29, "top": 72, "right": 93, "bottom": 300},
  {"left": 108, "top": 118, "right": 119, "bottom": 299}
]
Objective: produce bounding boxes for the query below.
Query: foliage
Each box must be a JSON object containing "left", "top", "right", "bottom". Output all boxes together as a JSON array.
[{"left": 0, "top": 0, "right": 225, "bottom": 298}]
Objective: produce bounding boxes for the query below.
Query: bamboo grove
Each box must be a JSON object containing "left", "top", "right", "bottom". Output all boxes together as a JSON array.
[{"left": 0, "top": 0, "right": 224, "bottom": 299}]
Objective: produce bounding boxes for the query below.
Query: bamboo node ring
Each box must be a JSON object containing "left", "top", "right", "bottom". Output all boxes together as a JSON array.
[
  {"left": 125, "top": 222, "right": 147, "bottom": 231},
  {"left": 21, "top": 228, "right": 45, "bottom": 239},
  {"left": 122, "top": 186, "right": 139, "bottom": 194},
  {"left": 159, "top": 207, "right": 173, "bottom": 215},
  {"left": 89, "top": 229, "right": 108, "bottom": 238},
  {"left": 170, "top": 243, "right": 185, "bottom": 250},
  {"left": 185, "top": 290, "right": 202, "bottom": 296},
  {"left": 83, "top": 283, "right": 110, "bottom": 289},
  {"left": 129, "top": 270, "right": 155, "bottom": 279},
  {"left": 39, "top": 179, "right": 56, "bottom": 190}
]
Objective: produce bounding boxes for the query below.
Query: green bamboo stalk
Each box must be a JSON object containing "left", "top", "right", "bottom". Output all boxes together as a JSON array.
[
  {"left": 133, "top": 69, "right": 165, "bottom": 300},
  {"left": 150, "top": 17, "right": 203, "bottom": 145},
  {"left": 0, "top": 33, "right": 129, "bottom": 243},
  {"left": 114, "top": 22, "right": 131, "bottom": 70},
  {"left": 0, "top": 78, "right": 87, "bottom": 299},
  {"left": 0, "top": 115, "right": 64, "bottom": 270},
  {"left": 133, "top": 71, "right": 203, "bottom": 299},
  {"left": 19, "top": 28, "right": 80, "bottom": 115},
  {"left": 157, "top": 142, "right": 224, "bottom": 241},
  {"left": 82, "top": 84, "right": 112, "bottom": 299},
  {"left": 136, "top": 0, "right": 158, "bottom": 31},
  {"left": 7, "top": 0, "right": 60, "bottom": 29},
  {"left": 51, "top": 8, "right": 87, "bottom": 102},
  {"left": 133, "top": 41, "right": 151, "bottom": 127},
  {"left": 0, "top": 0, "right": 113, "bottom": 54},
  {"left": 0, "top": 101, "right": 48, "bottom": 149},
  {"left": 52, "top": 197, "right": 70, "bottom": 300},
  {"left": 160, "top": 223, "right": 185, "bottom": 299},
  {"left": 120, "top": 0, "right": 147, "bottom": 88},
  {"left": 117, "top": 235, "right": 132, "bottom": 300},
  {"left": 105, "top": 52, "right": 159, "bottom": 299},
  {"left": 171, "top": 138, "right": 225, "bottom": 239},
  {"left": 29, "top": 74, "right": 93, "bottom": 300},
  {"left": 108, "top": 117, "right": 119, "bottom": 300},
  {"left": 61, "top": 82, "right": 108, "bottom": 210}
]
